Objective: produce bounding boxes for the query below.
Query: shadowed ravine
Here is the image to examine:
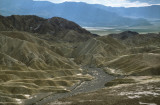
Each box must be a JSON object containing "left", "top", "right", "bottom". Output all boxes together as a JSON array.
[{"left": 24, "top": 68, "right": 115, "bottom": 105}]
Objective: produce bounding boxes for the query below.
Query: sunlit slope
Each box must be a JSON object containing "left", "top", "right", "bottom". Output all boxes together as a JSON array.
[
  {"left": 103, "top": 31, "right": 160, "bottom": 76},
  {"left": 104, "top": 53, "right": 160, "bottom": 75},
  {"left": 72, "top": 36, "right": 126, "bottom": 67},
  {"left": 52, "top": 31, "right": 160, "bottom": 105},
  {"left": 0, "top": 32, "right": 78, "bottom": 70},
  {"left": 0, "top": 31, "right": 91, "bottom": 105}
]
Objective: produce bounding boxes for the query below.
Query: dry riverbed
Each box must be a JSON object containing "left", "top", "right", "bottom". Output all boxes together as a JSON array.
[
  {"left": 50, "top": 76, "right": 160, "bottom": 105},
  {"left": 24, "top": 68, "right": 115, "bottom": 105}
]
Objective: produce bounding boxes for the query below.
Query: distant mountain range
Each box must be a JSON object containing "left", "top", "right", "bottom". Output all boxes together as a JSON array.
[
  {"left": 94, "top": 4, "right": 160, "bottom": 19},
  {"left": 1, "top": 0, "right": 159, "bottom": 26}
]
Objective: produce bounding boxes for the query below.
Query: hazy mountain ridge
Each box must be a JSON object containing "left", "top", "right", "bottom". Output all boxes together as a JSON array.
[
  {"left": 94, "top": 4, "right": 160, "bottom": 19},
  {"left": 0, "top": 0, "right": 151, "bottom": 27}
]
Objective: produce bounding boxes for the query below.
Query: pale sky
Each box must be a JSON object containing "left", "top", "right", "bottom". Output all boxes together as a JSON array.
[{"left": 34, "top": 0, "right": 160, "bottom": 7}]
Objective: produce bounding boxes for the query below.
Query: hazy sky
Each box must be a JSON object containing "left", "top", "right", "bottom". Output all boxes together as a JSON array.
[{"left": 35, "top": 0, "right": 160, "bottom": 7}]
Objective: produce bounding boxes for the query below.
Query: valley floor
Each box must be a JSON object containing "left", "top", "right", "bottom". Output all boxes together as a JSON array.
[
  {"left": 84, "top": 23, "right": 160, "bottom": 36},
  {"left": 49, "top": 76, "right": 160, "bottom": 105},
  {"left": 24, "top": 68, "right": 115, "bottom": 105}
]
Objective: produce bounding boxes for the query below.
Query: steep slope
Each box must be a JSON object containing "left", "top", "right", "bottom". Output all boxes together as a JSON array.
[
  {"left": 71, "top": 31, "right": 160, "bottom": 76},
  {"left": 72, "top": 36, "right": 126, "bottom": 67},
  {"left": 104, "top": 31, "right": 160, "bottom": 76},
  {"left": 104, "top": 53, "right": 160, "bottom": 76},
  {"left": 0, "top": 15, "right": 96, "bottom": 42},
  {"left": 0, "top": 52, "right": 28, "bottom": 70},
  {"left": 0, "top": 13, "right": 159, "bottom": 105},
  {"left": 0, "top": 32, "right": 78, "bottom": 70},
  {"left": 0, "top": 31, "right": 92, "bottom": 105},
  {"left": 0, "top": 0, "right": 151, "bottom": 26},
  {"left": 45, "top": 30, "right": 160, "bottom": 105}
]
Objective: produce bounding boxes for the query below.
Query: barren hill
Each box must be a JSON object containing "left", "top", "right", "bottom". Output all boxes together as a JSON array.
[
  {"left": 102, "top": 31, "right": 160, "bottom": 76},
  {"left": 0, "top": 15, "right": 160, "bottom": 105},
  {"left": 0, "top": 15, "right": 97, "bottom": 42},
  {"left": 0, "top": 31, "right": 92, "bottom": 104},
  {"left": 109, "top": 31, "right": 160, "bottom": 46},
  {"left": 72, "top": 36, "right": 126, "bottom": 67}
]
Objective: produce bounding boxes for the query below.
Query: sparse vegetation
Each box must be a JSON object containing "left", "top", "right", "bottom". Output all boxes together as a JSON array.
[{"left": 0, "top": 15, "right": 160, "bottom": 105}]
